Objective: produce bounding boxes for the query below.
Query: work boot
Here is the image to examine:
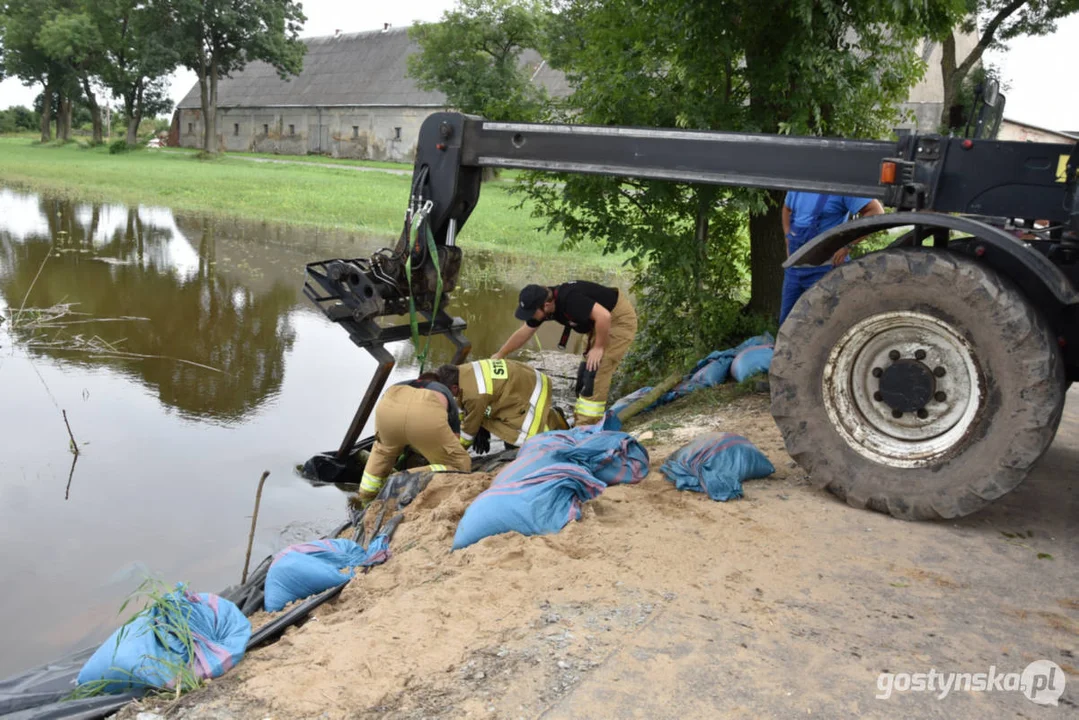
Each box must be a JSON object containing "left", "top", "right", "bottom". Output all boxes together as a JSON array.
[{"left": 355, "top": 488, "right": 378, "bottom": 509}]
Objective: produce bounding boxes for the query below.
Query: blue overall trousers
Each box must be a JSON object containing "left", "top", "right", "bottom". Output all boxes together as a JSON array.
[{"left": 780, "top": 194, "right": 835, "bottom": 325}]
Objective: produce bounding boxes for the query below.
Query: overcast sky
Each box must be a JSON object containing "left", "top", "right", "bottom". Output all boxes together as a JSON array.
[{"left": 1, "top": 1, "right": 1075, "bottom": 133}]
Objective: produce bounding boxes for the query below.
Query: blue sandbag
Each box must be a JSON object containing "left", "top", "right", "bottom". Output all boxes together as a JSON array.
[
  {"left": 264, "top": 537, "right": 390, "bottom": 612},
  {"left": 453, "top": 419, "right": 648, "bottom": 550},
  {"left": 612, "top": 333, "right": 775, "bottom": 412},
  {"left": 76, "top": 587, "right": 250, "bottom": 693},
  {"left": 661, "top": 433, "right": 775, "bottom": 501},
  {"left": 731, "top": 344, "right": 774, "bottom": 382}
]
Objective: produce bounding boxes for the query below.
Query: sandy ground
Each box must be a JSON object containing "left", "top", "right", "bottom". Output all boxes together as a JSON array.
[{"left": 121, "top": 391, "right": 1079, "bottom": 720}]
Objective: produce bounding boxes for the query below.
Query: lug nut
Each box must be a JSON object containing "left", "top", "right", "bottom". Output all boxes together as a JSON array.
[
  {"left": 916, "top": 408, "right": 929, "bottom": 419},
  {"left": 934, "top": 391, "right": 947, "bottom": 402},
  {"left": 891, "top": 409, "right": 904, "bottom": 419},
  {"left": 933, "top": 366, "right": 946, "bottom": 377},
  {"left": 873, "top": 391, "right": 884, "bottom": 401},
  {"left": 889, "top": 350, "right": 901, "bottom": 361},
  {"left": 915, "top": 349, "right": 927, "bottom": 360},
  {"left": 872, "top": 367, "right": 883, "bottom": 378}
]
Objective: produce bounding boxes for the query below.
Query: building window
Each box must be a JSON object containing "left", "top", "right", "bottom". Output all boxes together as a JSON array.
[
  {"left": 352, "top": 125, "right": 359, "bottom": 139},
  {"left": 233, "top": 123, "right": 239, "bottom": 136},
  {"left": 187, "top": 123, "right": 192, "bottom": 134},
  {"left": 263, "top": 124, "right": 269, "bottom": 135},
  {"left": 394, "top": 126, "right": 402, "bottom": 141},
  {"left": 289, "top": 124, "right": 295, "bottom": 136}
]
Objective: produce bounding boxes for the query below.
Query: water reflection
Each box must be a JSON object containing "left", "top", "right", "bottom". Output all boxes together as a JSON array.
[
  {"left": 0, "top": 192, "right": 297, "bottom": 420},
  {"left": 0, "top": 187, "right": 623, "bottom": 678}
]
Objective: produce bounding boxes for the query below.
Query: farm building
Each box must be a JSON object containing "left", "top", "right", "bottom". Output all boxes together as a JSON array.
[{"left": 175, "top": 26, "right": 567, "bottom": 162}]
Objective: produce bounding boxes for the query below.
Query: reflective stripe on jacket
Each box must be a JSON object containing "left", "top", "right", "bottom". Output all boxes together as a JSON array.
[{"left": 458, "top": 359, "right": 552, "bottom": 447}]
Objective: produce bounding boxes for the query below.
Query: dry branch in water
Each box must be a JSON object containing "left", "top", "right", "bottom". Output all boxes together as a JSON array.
[
  {"left": 62, "top": 409, "right": 80, "bottom": 456},
  {"left": 10, "top": 303, "right": 224, "bottom": 374}
]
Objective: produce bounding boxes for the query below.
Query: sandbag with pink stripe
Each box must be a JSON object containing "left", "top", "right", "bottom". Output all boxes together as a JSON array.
[
  {"left": 661, "top": 433, "right": 775, "bottom": 501},
  {"left": 452, "top": 422, "right": 649, "bottom": 550},
  {"left": 76, "top": 586, "right": 250, "bottom": 692}
]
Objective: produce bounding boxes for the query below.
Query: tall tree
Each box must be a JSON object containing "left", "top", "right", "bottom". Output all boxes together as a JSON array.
[
  {"left": 156, "top": 0, "right": 306, "bottom": 154},
  {"left": 95, "top": 0, "right": 178, "bottom": 145},
  {"left": 407, "top": 0, "right": 550, "bottom": 122},
  {"left": 522, "top": 0, "right": 958, "bottom": 381},
  {"left": 939, "top": 0, "right": 1079, "bottom": 129},
  {"left": 37, "top": 6, "right": 107, "bottom": 143},
  {"left": 0, "top": 0, "right": 67, "bottom": 142}
]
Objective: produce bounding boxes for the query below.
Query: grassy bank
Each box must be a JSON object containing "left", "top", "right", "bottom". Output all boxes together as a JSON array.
[
  {"left": 163, "top": 146, "right": 525, "bottom": 179},
  {"left": 0, "top": 137, "right": 618, "bottom": 266}
]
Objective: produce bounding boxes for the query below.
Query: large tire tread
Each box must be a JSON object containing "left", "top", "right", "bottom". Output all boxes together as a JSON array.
[{"left": 770, "top": 248, "right": 1066, "bottom": 521}]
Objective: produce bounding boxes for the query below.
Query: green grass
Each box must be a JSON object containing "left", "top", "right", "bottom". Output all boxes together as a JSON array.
[
  {"left": 67, "top": 578, "right": 205, "bottom": 701},
  {"left": 161, "top": 145, "right": 415, "bottom": 171},
  {"left": 184, "top": 148, "right": 526, "bottom": 180},
  {"left": 0, "top": 137, "right": 616, "bottom": 265}
]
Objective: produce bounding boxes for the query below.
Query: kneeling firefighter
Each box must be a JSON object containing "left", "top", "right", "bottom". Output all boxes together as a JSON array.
[
  {"left": 359, "top": 373, "right": 472, "bottom": 505},
  {"left": 436, "top": 359, "right": 569, "bottom": 452}
]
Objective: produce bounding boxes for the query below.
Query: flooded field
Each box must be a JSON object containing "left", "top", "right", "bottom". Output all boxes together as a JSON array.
[{"left": 0, "top": 188, "right": 620, "bottom": 676}]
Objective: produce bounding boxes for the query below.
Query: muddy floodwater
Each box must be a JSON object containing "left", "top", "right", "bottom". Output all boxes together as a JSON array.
[{"left": 0, "top": 188, "right": 620, "bottom": 677}]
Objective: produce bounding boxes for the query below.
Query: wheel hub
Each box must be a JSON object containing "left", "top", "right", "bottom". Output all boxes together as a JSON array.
[
  {"left": 878, "top": 359, "right": 935, "bottom": 413},
  {"left": 822, "top": 311, "right": 985, "bottom": 468}
]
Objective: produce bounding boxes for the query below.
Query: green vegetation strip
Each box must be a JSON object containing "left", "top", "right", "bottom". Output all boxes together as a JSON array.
[{"left": 0, "top": 138, "right": 617, "bottom": 266}]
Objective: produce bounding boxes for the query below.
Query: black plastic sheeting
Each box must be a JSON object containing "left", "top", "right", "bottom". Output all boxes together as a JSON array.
[
  {"left": 0, "top": 447, "right": 517, "bottom": 720},
  {"left": 0, "top": 647, "right": 136, "bottom": 720}
]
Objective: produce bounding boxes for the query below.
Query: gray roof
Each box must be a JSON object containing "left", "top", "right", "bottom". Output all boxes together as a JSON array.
[{"left": 177, "top": 26, "right": 569, "bottom": 110}]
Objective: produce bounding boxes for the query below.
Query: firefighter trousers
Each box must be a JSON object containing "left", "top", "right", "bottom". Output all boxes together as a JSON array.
[
  {"left": 361, "top": 385, "right": 471, "bottom": 499},
  {"left": 575, "top": 292, "right": 637, "bottom": 425}
]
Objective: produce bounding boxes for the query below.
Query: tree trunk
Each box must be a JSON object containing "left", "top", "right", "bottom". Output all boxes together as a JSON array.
[
  {"left": 81, "top": 78, "right": 103, "bottom": 145},
  {"left": 939, "top": 32, "right": 959, "bottom": 131},
  {"left": 58, "top": 94, "right": 72, "bottom": 141},
  {"left": 210, "top": 61, "right": 219, "bottom": 152},
  {"left": 123, "top": 87, "right": 138, "bottom": 145},
  {"left": 746, "top": 191, "right": 786, "bottom": 321},
  {"left": 693, "top": 186, "right": 715, "bottom": 296},
  {"left": 126, "top": 115, "right": 142, "bottom": 145},
  {"left": 128, "top": 81, "right": 146, "bottom": 145},
  {"left": 199, "top": 58, "right": 220, "bottom": 154},
  {"left": 39, "top": 79, "right": 54, "bottom": 143},
  {"left": 198, "top": 70, "right": 211, "bottom": 153},
  {"left": 742, "top": 48, "right": 786, "bottom": 321}
]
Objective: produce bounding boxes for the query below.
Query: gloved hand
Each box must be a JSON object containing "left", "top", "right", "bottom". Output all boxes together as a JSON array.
[
  {"left": 472, "top": 426, "right": 491, "bottom": 455},
  {"left": 575, "top": 360, "right": 596, "bottom": 397}
]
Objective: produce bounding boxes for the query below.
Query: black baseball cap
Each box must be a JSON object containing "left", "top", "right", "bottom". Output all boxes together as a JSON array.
[{"left": 515, "top": 284, "right": 549, "bottom": 321}]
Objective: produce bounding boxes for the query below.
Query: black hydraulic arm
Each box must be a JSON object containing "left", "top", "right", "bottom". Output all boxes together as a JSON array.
[{"left": 412, "top": 112, "right": 1077, "bottom": 249}]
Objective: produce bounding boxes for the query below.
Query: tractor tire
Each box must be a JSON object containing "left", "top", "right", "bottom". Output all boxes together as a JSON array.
[{"left": 770, "top": 248, "right": 1066, "bottom": 520}]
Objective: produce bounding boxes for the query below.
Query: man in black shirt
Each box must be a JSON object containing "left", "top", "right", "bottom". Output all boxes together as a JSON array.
[{"left": 492, "top": 281, "right": 637, "bottom": 425}]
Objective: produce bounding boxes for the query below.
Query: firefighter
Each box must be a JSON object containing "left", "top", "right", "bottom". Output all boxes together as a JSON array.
[
  {"left": 359, "top": 372, "right": 471, "bottom": 505},
  {"left": 492, "top": 281, "right": 637, "bottom": 426},
  {"left": 435, "top": 360, "right": 569, "bottom": 452}
]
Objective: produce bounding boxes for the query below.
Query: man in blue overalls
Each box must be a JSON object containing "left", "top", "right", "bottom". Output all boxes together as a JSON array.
[{"left": 780, "top": 192, "right": 884, "bottom": 324}]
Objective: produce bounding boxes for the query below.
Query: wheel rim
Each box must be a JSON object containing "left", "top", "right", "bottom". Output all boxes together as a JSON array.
[{"left": 822, "top": 311, "right": 985, "bottom": 468}]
